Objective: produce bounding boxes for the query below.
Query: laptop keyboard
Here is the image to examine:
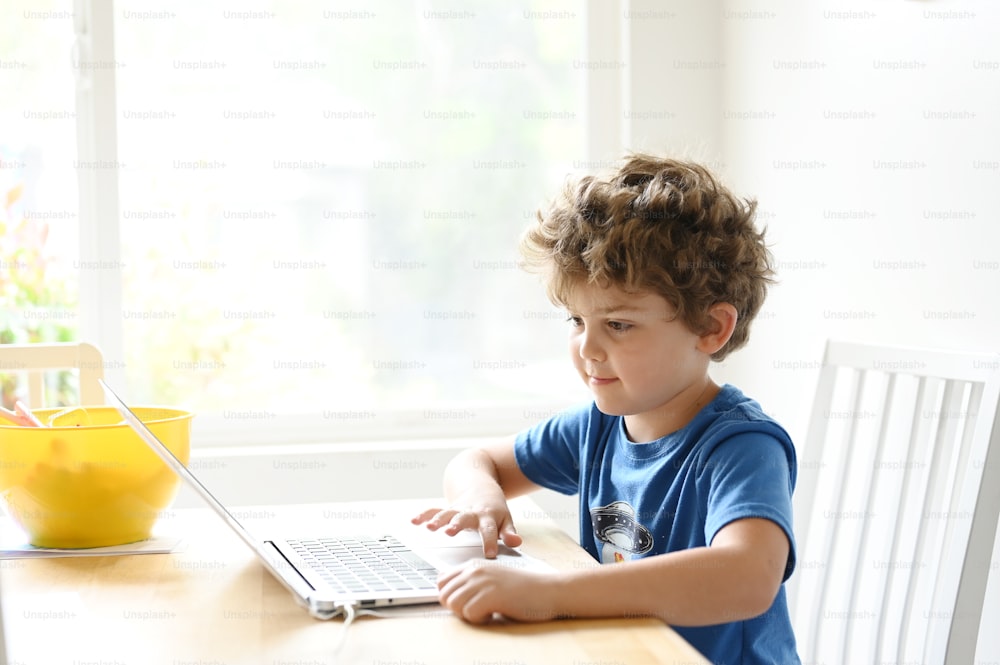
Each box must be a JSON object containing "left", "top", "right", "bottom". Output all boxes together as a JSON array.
[{"left": 285, "top": 536, "right": 439, "bottom": 594}]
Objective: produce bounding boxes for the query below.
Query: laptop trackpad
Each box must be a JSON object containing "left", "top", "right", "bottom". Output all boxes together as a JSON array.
[
  {"left": 402, "top": 529, "right": 555, "bottom": 573},
  {"left": 419, "top": 543, "right": 550, "bottom": 571}
]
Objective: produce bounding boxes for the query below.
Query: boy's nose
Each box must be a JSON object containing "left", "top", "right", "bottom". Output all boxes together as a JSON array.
[{"left": 577, "top": 329, "right": 605, "bottom": 361}]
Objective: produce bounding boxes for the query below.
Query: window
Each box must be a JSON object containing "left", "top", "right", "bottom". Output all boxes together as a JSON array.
[
  {"left": 6, "top": 1, "right": 612, "bottom": 443},
  {"left": 1, "top": 0, "right": 81, "bottom": 408}
]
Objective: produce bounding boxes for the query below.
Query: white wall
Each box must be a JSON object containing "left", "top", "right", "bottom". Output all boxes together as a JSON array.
[{"left": 715, "top": 0, "right": 1000, "bottom": 448}]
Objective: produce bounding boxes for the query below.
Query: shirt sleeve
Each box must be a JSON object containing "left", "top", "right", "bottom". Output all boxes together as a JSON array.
[
  {"left": 513, "top": 403, "right": 594, "bottom": 496},
  {"left": 701, "top": 430, "right": 798, "bottom": 581}
]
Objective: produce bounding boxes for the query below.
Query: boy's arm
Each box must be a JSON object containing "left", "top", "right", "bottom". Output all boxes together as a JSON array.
[
  {"left": 437, "top": 516, "right": 790, "bottom": 626},
  {"left": 411, "top": 437, "right": 541, "bottom": 558}
]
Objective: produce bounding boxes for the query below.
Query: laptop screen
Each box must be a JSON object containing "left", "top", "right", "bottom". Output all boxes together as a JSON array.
[{"left": 99, "top": 380, "right": 278, "bottom": 562}]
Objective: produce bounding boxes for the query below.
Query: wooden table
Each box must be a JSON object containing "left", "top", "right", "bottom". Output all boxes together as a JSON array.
[{"left": 0, "top": 497, "right": 709, "bottom": 665}]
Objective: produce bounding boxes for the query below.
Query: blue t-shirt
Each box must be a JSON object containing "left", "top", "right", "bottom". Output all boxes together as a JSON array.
[{"left": 514, "top": 384, "right": 800, "bottom": 665}]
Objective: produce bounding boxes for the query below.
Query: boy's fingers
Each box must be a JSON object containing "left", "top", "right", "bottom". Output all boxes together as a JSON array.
[
  {"left": 410, "top": 507, "right": 444, "bottom": 525},
  {"left": 443, "top": 511, "right": 481, "bottom": 535},
  {"left": 424, "top": 509, "right": 460, "bottom": 530},
  {"left": 410, "top": 509, "right": 518, "bottom": 556},
  {"left": 436, "top": 565, "right": 462, "bottom": 589},
  {"left": 459, "top": 590, "right": 496, "bottom": 625},
  {"left": 477, "top": 518, "right": 500, "bottom": 558},
  {"left": 499, "top": 522, "right": 523, "bottom": 548}
]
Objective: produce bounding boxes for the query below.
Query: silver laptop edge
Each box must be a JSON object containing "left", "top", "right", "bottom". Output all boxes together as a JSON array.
[{"left": 100, "top": 379, "right": 439, "bottom": 619}]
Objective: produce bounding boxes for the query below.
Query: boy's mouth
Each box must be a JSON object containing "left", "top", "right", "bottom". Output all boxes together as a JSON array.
[{"left": 588, "top": 375, "right": 618, "bottom": 386}]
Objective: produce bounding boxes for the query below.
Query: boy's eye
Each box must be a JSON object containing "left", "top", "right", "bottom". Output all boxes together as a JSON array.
[
  {"left": 608, "top": 321, "right": 632, "bottom": 332},
  {"left": 566, "top": 315, "right": 583, "bottom": 328}
]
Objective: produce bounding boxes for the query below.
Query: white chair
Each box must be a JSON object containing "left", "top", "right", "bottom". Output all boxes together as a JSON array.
[
  {"left": 788, "top": 340, "right": 1000, "bottom": 664},
  {"left": 0, "top": 341, "right": 105, "bottom": 407}
]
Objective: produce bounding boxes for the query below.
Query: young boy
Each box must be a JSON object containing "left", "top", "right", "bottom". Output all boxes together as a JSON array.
[{"left": 412, "top": 154, "right": 800, "bottom": 664}]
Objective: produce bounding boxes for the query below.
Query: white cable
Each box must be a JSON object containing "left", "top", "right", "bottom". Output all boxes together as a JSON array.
[{"left": 331, "top": 603, "right": 359, "bottom": 663}]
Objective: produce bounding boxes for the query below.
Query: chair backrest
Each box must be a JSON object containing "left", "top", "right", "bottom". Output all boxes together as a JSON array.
[
  {"left": 0, "top": 342, "right": 105, "bottom": 407},
  {"left": 787, "top": 340, "right": 1000, "bottom": 664}
]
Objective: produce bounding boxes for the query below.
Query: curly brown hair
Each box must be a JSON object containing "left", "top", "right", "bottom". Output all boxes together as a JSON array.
[{"left": 519, "top": 154, "right": 774, "bottom": 361}]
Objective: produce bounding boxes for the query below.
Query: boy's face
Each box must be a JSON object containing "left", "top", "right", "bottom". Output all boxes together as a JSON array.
[{"left": 563, "top": 282, "right": 715, "bottom": 442}]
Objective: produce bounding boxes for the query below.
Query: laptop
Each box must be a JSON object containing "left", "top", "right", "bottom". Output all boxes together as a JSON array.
[{"left": 101, "top": 379, "right": 529, "bottom": 620}]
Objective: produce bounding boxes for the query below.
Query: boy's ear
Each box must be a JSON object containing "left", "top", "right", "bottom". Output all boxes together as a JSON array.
[{"left": 696, "top": 303, "right": 738, "bottom": 355}]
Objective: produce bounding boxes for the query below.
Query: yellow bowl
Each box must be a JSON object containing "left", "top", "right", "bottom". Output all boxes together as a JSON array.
[{"left": 0, "top": 406, "right": 192, "bottom": 549}]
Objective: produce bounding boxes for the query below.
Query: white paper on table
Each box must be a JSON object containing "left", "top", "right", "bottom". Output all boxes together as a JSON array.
[{"left": 0, "top": 520, "right": 183, "bottom": 559}]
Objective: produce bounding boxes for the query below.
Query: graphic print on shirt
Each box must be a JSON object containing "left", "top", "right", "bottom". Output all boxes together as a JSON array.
[{"left": 590, "top": 501, "right": 654, "bottom": 563}]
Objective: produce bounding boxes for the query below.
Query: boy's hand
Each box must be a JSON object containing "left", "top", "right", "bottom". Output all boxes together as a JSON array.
[
  {"left": 410, "top": 490, "right": 523, "bottom": 559},
  {"left": 437, "top": 561, "right": 560, "bottom": 624}
]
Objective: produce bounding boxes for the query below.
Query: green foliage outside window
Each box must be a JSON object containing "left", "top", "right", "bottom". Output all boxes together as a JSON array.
[{"left": 0, "top": 179, "right": 79, "bottom": 409}]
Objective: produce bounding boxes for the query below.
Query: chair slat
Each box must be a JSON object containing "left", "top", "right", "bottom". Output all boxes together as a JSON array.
[
  {"left": 900, "top": 380, "right": 964, "bottom": 659},
  {"left": 923, "top": 380, "right": 978, "bottom": 662},
  {"left": 808, "top": 367, "right": 863, "bottom": 663},
  {"left": 27, "top": 374, "right": 45, "bottom": 409},
  {"left": 945, "top": 380, "right": 1000, "bottom": 662},
  {"left": 844, "top": 372, "right": 895, "bottom": 653},
  {"left": 876, "top": 375, "right": 933, "bottom": 662}
]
